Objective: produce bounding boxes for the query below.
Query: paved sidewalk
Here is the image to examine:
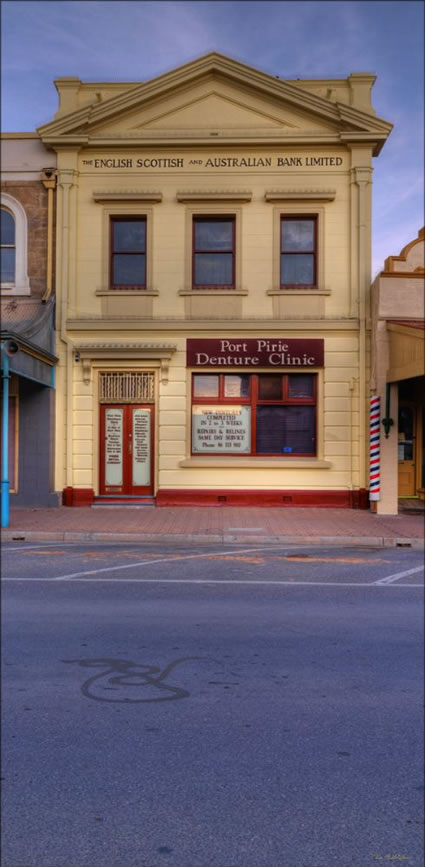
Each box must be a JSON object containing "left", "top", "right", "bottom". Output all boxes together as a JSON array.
[{"left": 2, "top": 504, "right": 424, "bottom": 547}]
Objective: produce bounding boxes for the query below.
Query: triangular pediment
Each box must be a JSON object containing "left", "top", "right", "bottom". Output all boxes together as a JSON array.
[{"left": 38, "top": 52, "right": 393, "bottom": 153}]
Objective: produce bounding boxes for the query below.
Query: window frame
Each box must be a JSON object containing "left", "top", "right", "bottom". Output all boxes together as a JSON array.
[
  {"left": 271, "top": 205, "right": 326, "bottom": 294},
  {"left": 182, "top": 205, "right": 243, "bottom": 294},
  {"left": 0, "top": 194, "right": 30, "bottom": 296},
  {"left": 192, "top": 215, "right": 236, "bottom": 290},
  {"left": 99, "top": 206, "right": 154, "bottom": 294},
  {"left": 191, "top": 372, "right": 317, "bottom": 457},
  {"left": 280, "top": 215, "right": 318, "bottom": 289},
  {"left": 109, "top": 215, "right": 147, "bottom": 290}
]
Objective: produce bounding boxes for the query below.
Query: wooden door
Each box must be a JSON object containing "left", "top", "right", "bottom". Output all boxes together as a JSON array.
[
  {"left": 398, "top": 405, "right": 416, "bottom": 497},
  {"left": 100, "top": 404, "right": 154, "bottom": 496}
]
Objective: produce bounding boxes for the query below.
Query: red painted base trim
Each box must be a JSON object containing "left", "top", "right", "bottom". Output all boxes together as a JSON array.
[
  {"left": 156, "top": 489, "right": 370, "bottom": 509},
  {"left": 62, "top": 487, "right": 95, "bottom": 507}
]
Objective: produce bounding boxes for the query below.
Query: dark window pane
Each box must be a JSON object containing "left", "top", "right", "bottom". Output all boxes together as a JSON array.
[
  {"left": 281, "top": 254, "right": 314, "bottom": 285},
  {"left": 288, "top": 374, "right": 314, "bottom": 398},
  {"left": 281, "top": 220, "right": 314, "bottom": 251},
  {"left": 224, "top": 375, "right": 250, "bottom": 398},
  {"left": 0, "top": 210, "right": 15, "bottom": 245},
  {"left": 398, "top": 407, "right": 414, "bottom": 461},
  {"left": 195, "top": 221, "right": 233, "bottom": 251},
  {"left": 193, "top": 375, "right": 219, "bottom": 397},
  {"left": 0, "top": 248, "right": 15, "bottom": 282},
  {"left": 194, "top": 253, "right": 233, "bottom": 285},
  {"left": 256, "top": 405, "right": 315, "bottom": 454},
  {"left": 258, "top": 374, "right": 282, "bottom": 400},
  {"left": 113, "top": 254, "right": 145, "bottom": 285},
  {"left": 113, "top": 221, "right": 145, "bottom": 252}
]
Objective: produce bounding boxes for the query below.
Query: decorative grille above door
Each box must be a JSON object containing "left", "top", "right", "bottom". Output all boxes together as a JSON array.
[{"left": 99, "top": 372, "right": 155, "bottom": 403}]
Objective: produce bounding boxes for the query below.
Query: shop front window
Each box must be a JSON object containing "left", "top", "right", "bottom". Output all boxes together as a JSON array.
[{"left": 192, "top": 373, "right": 316, "bottom": 456}]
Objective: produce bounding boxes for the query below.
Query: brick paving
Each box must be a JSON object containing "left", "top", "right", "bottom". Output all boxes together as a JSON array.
[{"left": 3, "top": 504, "right": 424, "bottom": 546}]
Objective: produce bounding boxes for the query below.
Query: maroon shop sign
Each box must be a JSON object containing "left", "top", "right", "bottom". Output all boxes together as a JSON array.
[{"left": 187, "top": 338, "right": 324, "bottom": 368}]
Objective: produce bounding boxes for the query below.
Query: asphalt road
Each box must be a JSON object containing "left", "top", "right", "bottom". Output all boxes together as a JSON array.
[{"left": 2, "top": 542, "right": 424, "bottom": 867}]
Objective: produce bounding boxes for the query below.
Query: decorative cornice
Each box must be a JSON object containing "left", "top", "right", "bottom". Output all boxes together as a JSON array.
[
  {"left": 93, "top": 190, "right": 162, "bottom": 202},
  {"left": 265, "top": 188, "right": 336, "bottom": 202},
  {"left": 176, "top": 190, "right": 252, "bottom": 202},
  {"left": 67, "top": 317, "right": 360, "bottom": 331},
  {"left": 74, "top": 342, "right": 177, "bottom": 384},
  {"left": 37, "top": 52, "right": 392, "bottom": 147}
]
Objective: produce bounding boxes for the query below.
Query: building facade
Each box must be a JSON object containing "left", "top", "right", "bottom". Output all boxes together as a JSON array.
[
  {"left": 370, "top": 228, "right": 425, "bottom": 514},
  {"left": 1, "top": 135, "right": 58, "bottom": 513},
  {"left": 37, "top": 53, "right": 392, "bottom": 507}
]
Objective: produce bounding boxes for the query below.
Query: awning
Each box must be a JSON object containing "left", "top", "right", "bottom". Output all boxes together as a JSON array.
[{"left": 386, "top": 320, "right": 425, "bottom": 382}]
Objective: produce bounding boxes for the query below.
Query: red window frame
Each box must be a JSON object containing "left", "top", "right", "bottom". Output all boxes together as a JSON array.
[
  {"left": 191, "top": 373, "right": 317, "bottom": 457},
  {"left": 110, "top": 216, "right": 146, "bottom": 289},
  {"left": 192, "top": 216, "right": 235, "bottom": 289},
  {"left": 280, "top": 215, "right": 317, "bottom": 289}
]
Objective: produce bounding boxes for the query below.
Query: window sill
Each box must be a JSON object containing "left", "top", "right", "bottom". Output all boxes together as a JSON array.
[
  {"left": 95, "top": 289, "right": 159, "bottom": 296},
  {"left": 179, "top": 289, "right": 248, "bottom": 296},
  {"left": 267, "top": 288, "right": 331, "bottom": 295},
  {"left": 179, "top": 457, "right": 331, "bottom": 469},
  {"left": 1, "top": 285, "right": 31, "bottom": 296}
]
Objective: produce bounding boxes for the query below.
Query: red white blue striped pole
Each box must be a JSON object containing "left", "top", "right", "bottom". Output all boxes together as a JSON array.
[{"left": 369, "top": 395, "right": 380, "bottom": 501}]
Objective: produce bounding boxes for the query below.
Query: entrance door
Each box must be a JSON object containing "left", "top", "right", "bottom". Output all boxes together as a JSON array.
[
  {"left": 100, "top": 405, "right": 154, "bottom": 496},
  {"left": 398, "top": 405, "right": 416, "bottom": 497}
]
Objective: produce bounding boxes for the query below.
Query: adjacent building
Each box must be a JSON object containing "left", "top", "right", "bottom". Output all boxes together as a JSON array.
[
  {"left": 1, "top": 135, "right": 58, "bottom": 513},
  {"left": 35, "top": 53, "right": 393, "bottom": 507},
  {"left": 371, "top": 228, "right": 425, "bottom": 514}
]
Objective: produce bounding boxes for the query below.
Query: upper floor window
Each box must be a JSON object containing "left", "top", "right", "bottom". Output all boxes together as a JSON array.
[
  {"left": 193, "top": 216, "right": 235, "bottom": 289},
  {"left": 280, "top": 216, "right": 317, "bottom": 288},
  {"left": 1, "top": 208, "right": 15, "bottom": 284},
  {"left": 0, "top": 193, "right": 30, "bottom": 295},
  {"left": 110, "top": 217, "right": 146, "bottom": 289}
]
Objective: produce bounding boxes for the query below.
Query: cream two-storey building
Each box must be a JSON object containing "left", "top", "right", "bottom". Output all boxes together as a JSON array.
[{"left": 37, "top": 53, "right": 392, "bottom": 507}]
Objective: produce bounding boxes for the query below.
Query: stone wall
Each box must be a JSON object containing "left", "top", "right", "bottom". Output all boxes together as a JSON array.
[{"left": 1, "top": 180, "right": 52, "bottom": 298}]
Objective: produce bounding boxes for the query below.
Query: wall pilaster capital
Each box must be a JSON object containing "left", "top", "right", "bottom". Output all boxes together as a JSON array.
[
  {"left": 351, "top": 166, "right": 373, "bottom": 185},
  {"left": 58, "top": 168, "right": 77, "bottom": 188}
]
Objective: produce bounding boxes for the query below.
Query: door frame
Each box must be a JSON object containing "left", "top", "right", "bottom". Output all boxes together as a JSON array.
[
  {"left": 99, "top": 403, "right": 155, "bottom": 496},
  {"left": 397, "top": 402, "right": 417, "bottom": 498}
]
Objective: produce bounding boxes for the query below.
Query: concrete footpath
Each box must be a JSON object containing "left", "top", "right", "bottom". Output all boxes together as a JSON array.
[{"left": 2, "top": 503, "right": 424, "bottom": 548}]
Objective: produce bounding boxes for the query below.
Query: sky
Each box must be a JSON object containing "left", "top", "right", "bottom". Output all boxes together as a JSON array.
[{"left": 1, "top": 0, "right": 423, "bottom": 276}]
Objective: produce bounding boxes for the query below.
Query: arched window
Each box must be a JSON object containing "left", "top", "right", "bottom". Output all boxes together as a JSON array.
[
  {"left": 0, "top": 193, "right": 30, "bottom": 294},
  {"left": 1, "top": 208, "right": 16, "bottom": 283}
]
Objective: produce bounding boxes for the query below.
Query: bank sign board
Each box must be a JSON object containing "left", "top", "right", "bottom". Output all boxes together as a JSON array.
[{"left": 187, "top": 338, "right": 324, "bottom": 368}]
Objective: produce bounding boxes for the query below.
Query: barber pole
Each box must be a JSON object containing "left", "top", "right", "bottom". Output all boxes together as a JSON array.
[{"left": 369, "top": 395, "right": 381, "bottom": 501}]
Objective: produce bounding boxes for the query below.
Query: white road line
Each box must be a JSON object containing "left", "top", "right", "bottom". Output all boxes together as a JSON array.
[
  {"left": 2, "top": 578, "right": 424, "bottom": 587},
  {"left": 25, "top": 545, "right": 288, "bottom": 581},
  {"left": 2, "top": 542, "right": 84, "bottom": 552},
  {"left": 373, "top": 564, "right": 425, "bottom": 585}
]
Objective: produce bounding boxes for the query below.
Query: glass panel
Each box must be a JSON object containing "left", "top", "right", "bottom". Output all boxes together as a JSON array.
[
  {"left": 288, "top": 374, "right": 314, "bottom": 398},
  {"left": 0, "top": 248, "right": 15, "bottom": 282},
  {"left": 224, "top": 375, "right": 250, "bottom": 398},
  {"left": 195, "top": 220, "right": 233, "bottom": 251},
  {"left": 132, "top": 409, "right": 150, "bottom": 487},
  {"left": 398, "top": 407, "right": 414, "bottom": 462},
  {"left": 194, "top": 253, "right": 233, "bottom": 286},
  {"left": 256, "top": 405, "right": 315, "bottom": 454},
  {"left": 113, "top": 254, "right": 145, "bottom": 286},
  {"left": 0, "top": 209, "right": 15, "bottom": 245},
  {"left": 113, "top": 220, "right": 145, "bottom": 251},
  {"left": 105, "top": 409, "right": 123, "bottom": 486},
  {"left": 258, "top": 375, "right": 282, "bottom": 400},
  {"left": 281, "top": 219, "right": 314, "bottom": 251},
  {"left": 192, "top": 406, "right": 251, "bottom": 453},
  {"left": 193, "top": 375, "right": 219, "bottom": 397},
  {"left": 281, "top": 254, "right": 314, "bottom": 285}
]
